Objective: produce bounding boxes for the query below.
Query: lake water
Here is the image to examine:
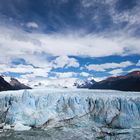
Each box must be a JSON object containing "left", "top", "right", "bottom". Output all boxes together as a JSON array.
[{"left": 1, "top": 125, "right": 140, "bottom": 140}]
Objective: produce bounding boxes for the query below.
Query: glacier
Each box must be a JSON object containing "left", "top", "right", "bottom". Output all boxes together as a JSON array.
[{"left": 0, "top": 88, "right": 140, "bottom": 132}]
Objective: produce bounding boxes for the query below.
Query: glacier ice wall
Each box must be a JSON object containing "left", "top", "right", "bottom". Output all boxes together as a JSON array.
[{"left": 0, "top": 89, "right": 140, "bottom": 129}]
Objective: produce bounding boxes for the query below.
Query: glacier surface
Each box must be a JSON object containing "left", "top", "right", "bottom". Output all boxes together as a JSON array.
[{"left": 0, "top": 88, "right": 140, "bottom": 131}]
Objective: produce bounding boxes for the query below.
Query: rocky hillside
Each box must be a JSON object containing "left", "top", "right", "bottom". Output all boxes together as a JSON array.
[
  {"left": 0, "top": 76, "right": 31, "bottom": 91},
  {"left": 76, "top": 71, "right": 140, "bottom": 91},
  {"left": 0, "top": 76, "right": 13, "bottom": 91}
]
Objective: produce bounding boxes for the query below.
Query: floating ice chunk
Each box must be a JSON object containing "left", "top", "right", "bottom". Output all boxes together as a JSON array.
[
  {"left": 3, "top": 125, "right": 11, "bottom": 130},
  {"left": 14, "top": 122, "right": 31, "bottom": 131}
]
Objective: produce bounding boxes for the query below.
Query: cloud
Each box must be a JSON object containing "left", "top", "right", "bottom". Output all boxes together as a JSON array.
[
  {"left": 0, "top": 24, "right": 139, "bottom": 81},
  {"left": 18, "top": 71, "right": 78, "bottom": 88},
  {"left": 26, "top": 22, "right": 39, "bottom": 28},
  {"left": 136, "top": 60, "right": 140, "bottom": 66},
  {"left": 0, "top": 64, "right": 33, "bottom": 74},
  {"left": 111, "top": 2, "right": 140, "bottom": 26},
  {"left": 128, "top": 68, "right": 140, "bottom": 73},
  {"left": 51, "top": 55, "right": 79, "bottom": 69},
  {"left": 52, "top": 72, "right": 77, "bottom": 79},
  {"left": 28, "top": 78, "right": 78, "bottom": 88},
  {"left": 0, "top": 0, "right": 139, "bottom": 84},
  {"left": 86, "top": 61, "right": 133, "bottom": 71},
  {"left": 0, "top": 26, "right": 50, "bottom": 68},
  {"left": 79, "top": 72, "right": 90, "bottom": 77},
  {"left": 108, "top": 68, "right": 123, "bottom": 76},
  {"left": 92, "top": 77, "right": 107, "bottom": 82},
  {"left": 1, "top": 25, "right": 140, "bottom": 64},
  {"left": 50, "top": 71, "right": 90, "bottom": 79},
  {"left": 0, "top": 64, "right": 51, "bottom": 78},
  {"left": 0, "top": 0, "right": 140, "bottom": 35}
]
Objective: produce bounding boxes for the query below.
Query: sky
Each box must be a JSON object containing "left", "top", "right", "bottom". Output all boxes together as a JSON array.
[{"left": 0, "top": 0, "right": 140, "bottom": 86}]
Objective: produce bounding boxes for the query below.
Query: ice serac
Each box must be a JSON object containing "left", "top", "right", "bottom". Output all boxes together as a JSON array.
[{"left": 0, "top": 89, "right": 140, "bottom": 130}]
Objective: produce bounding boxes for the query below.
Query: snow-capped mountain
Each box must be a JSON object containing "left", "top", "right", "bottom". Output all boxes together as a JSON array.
[
  {"left": 74, "top": 78, "right": 96, "bottom": 88},
  {"left": 0, "top": 76, "right": 31, "bottom": 91}
]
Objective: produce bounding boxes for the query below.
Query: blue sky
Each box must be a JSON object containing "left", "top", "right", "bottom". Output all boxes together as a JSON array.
[{"left": 0, "top": 0, "right": 140, "bottom": 84}]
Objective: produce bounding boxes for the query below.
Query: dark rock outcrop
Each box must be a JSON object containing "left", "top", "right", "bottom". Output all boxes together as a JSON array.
[
  {"left": 10, "top": 78, "right": 31, "bottom": 90},
  {"left": 0, "top": 76, "right": 13, "bottom": 91},
  {"left": 77, "top": 71, "right": 140, "bottom": 92},
  {"left": 0, "top": 76, "right": 31, "bottom": 91}
]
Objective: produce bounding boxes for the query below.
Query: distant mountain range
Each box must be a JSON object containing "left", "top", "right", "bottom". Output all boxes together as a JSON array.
[
  {"left": 0, "top": 76, "right": 31, "bottom": 91},
  {"left": 75, "top": 71, "right": 140, "bottom": 92},
  {"left": 1, "top": 71, "right": 140, "bottom": 92}
]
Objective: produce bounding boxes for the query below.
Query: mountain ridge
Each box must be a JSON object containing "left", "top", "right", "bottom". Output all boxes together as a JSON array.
[
  {"left": 75, "top": 71, "right": 140, "bottom": 91},
  {"left": 0, "top": 76, "right": 31, "bottom": 91}
]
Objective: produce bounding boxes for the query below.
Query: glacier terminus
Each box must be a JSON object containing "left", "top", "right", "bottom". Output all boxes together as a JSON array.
[{"left": 0, "top": 88, "right": 140, "bottom": 139}]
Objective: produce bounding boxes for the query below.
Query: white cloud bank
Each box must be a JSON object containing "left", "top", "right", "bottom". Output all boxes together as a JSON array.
[
  {"left": 0, "top": 25, "right": 140, "bottom": 68},
  {"left": 52, "top": 71, "right": 90, "bottom": 79},
  {"left": 0, "top": 25, "right": 140, "bottom": 83},
  {"left": 86, "top": 61, "right": 133, "bottom": 71},
  {"left": 0, "top": 64, "right": 51, "bottom": 78}
]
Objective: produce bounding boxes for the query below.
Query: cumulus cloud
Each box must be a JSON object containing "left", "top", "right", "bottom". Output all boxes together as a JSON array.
[
  {"left": 86, "top": 61, "right": 133, "bottom": 71},
  {"left": 26, "top": 22, "right": 39, "bottom": 28},
  {"left": 51, "top": 55, "right": 80, "bottom": 69}
]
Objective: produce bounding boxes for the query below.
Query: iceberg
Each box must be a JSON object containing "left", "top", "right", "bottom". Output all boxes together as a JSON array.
[{"left": 0, "top": 88, "right": 140, "bottom": 130}]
